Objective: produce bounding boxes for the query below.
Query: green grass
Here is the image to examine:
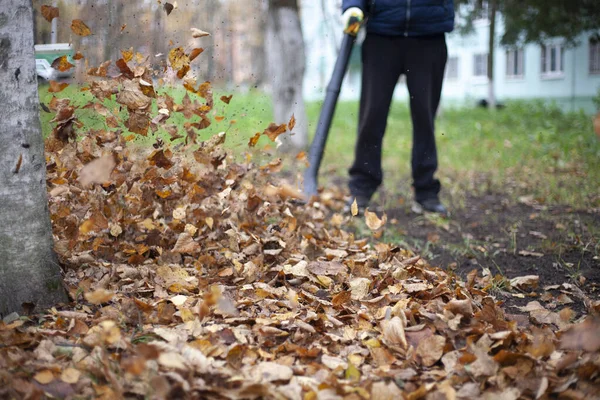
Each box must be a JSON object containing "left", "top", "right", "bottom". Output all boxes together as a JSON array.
[{"left": 39, "top": 85, "right": 600, "bottom": 208}]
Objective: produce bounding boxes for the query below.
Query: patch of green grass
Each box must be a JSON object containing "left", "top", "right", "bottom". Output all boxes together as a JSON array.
[{"left": 39, "top": 86, "right": 600, "bottom": 208}]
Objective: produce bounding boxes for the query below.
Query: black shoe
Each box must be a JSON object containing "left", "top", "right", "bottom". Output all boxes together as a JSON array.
[
  {"left": 344, "top": 194, "right": 370, "bottom": 214},
  {"left": 412, "top": 198, "right": 449, "bottom": 217}
]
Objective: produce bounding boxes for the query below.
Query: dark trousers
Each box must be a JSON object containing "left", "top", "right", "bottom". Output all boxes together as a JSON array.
[{"left": 349, "top": 33, "right": 447, "bottom": 203}]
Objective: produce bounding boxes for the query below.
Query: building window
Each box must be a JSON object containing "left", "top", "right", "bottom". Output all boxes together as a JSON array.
[
  {"left": 474, "top": 1, "right": 490, "bottom": 22},
  {"left": 506, "top": 48, "right": 524, "bottom": 78},
  {"left": 473, "top": 53, "right": 488, "bottom": 77},
  {"left": 590, "top": 39, "right": 600, "bottom": 74},
  {"left": 445, "top": 56, "right": 459, "bottom": 80},
  {"left": 541, "top": 43, "right": 564, "bottom": 77}
]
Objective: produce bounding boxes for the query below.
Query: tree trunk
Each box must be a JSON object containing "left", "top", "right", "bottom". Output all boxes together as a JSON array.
[
  {"left": 487, "top": 0, "right": 497, "bottom": 109},
  {"left": 50, "top": 0, "right": 58, "bottom": 44},
  {"left": 0, "top": 0, "right": 67, "bottom": 317},
  {"left": 266, "top": 0, "right": 308, "bottom": 151}
]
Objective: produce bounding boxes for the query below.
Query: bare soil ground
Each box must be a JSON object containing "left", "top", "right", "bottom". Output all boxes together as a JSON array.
[{"left": 375, "top": 190, "right": 600, "bottom": 317}]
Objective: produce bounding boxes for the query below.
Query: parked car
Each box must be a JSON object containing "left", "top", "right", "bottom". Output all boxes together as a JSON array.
[{"left": 36, "top": 59, "right": 57, "bottom": 83}]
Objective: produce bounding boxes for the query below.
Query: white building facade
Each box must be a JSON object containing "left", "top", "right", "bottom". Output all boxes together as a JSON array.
[{"left": 301, "top": 2, "right": 600, "bottom": 113}]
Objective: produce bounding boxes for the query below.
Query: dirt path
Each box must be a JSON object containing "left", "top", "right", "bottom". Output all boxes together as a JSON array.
[{"left": 367, "top": 191, "right": 600, "bottom": 317}]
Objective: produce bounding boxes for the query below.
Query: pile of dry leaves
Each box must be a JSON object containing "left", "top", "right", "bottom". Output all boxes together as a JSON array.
[{"left": 1, "top": 34, "right": 600, "bottom": 399}]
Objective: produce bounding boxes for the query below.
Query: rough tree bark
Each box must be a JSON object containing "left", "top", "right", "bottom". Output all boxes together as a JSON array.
[
  {"left": 266, "top": 0, "right": 308, "bottom": 151},
  {"left": 0, "top": 0, "right": 67, "bottom": 317}
]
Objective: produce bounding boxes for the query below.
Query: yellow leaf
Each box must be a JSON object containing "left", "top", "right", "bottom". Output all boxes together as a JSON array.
[
  {"left": 364, "top": 209, "right": 387, "bottom": 230},
  {"left": 364, "top": 338, "right": 381, "bottom": 348},
  {"left": 71, "top": 19, "right": 92, "bottom": 36},
  {"left": 351, "top": 198, "right": 358, "bottom": 217},
  {"left": 61, "top": 368, "right": 81, "bottom": 384},
  {"left": 205, "top": 217, "right": 214, "bottom": 229},
  {"left": 33, "top": 370, "right": 54, "bottom": 384},
  {"left": 84, "top": 289, "right": 114, "bottom": 305},
  {"left": 345, "top": 363, "right": 361, "bottom": 381}
]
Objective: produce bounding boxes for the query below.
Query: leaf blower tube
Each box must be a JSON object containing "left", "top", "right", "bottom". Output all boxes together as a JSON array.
[
  {"left": 303, "top": 2, "right": 370, "bottom": 200},
  {"left": 303, "top": 33, "right": 356, "bottom": 199}
]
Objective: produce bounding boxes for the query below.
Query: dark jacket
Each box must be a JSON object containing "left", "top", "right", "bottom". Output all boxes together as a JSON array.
[{"left": 342, "top": 0, "right": 455, "bottom": 37}]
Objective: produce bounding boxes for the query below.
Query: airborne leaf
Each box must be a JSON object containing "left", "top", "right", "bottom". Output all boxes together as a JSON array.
[
  {"left": 71, "top": 19, "right": 92, "bottom": 36},
  {"left": 41, "top": 5, "right": 59, "bottom": 22},
  {"left": 51, "top": 55, "right": 74, "bottom": 72},
  {"left": 191, "top": 28, "right": 211, "bottom": 38},
  {"left": 263, "top": 122, "right": 287, "bottom": 142},
  {"left": 189, "top": 48, "right": 204, "bottom": 62}
]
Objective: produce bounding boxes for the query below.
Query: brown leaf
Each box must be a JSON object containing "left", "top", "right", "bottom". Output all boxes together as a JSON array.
[
  {"left": 248, "top": 132, "right": 261, "bottom": 147},
  {"left": 13, "top": 154, "right": 22, "bottom": 174},
  {"left": 84, "top": 289, "right": 114, "bottom": 305},
  {"left": 415, "top": 335, "right": 445, "bottom": 366},
  {"left": 115, "top": 58, "right": 133, "bottom": 78},
  {"left": 559, "top": 317, "right": 600, "bottom": 352},
  {"left": 73, "top": 51, "right": 84, "bottom": 60},
  {"left": 220, "top": 94, "right": 233, "bottom": 104},
  {"left": 263, "top": 122, "right": 287, "bottom": 142},
  {"left": 288, "top": 114, "right": 296, "bottom": 131},
  {"left": 51, "top": 55, "right": 74, "bottom": 72},
  {"left": 332, "top": 291, "right": 352, "bottom": 308},
  {"left": 371, "top": 381, "right": 404, "bottom": 400},
  {"left": 164, "top": 2, "right": 174, "bottom": 15},
  {"left": 71, "top": 19, "right": 92, "bottom": 36},
  {"left": 41, "top": 5, "right": 59, "bottom": 22},
  {"left": 510, "top": 275, "right": 540, "bottom": 290},
  {"left": 48, "top": 80, "right": 69, "bottom": 93},
  {"left": 148, "top": 149, "right": 174, "bottom": 170},
  {"left": 78, "top": 154, "right": 116, "bottom": 187},
  {"left": 307, "top": 261, "right": 345, "bottom": 276},
  {"left": 382, "top": 317, "right": 408, "bottom": 349},
  {"left": 189, "top": 48, "right": 204, "bottom": 62},
  {"left": 172, "top": 232, "right": 200, "bottom": 254},
  {"left": 445, "top": 299, "right": 474, "bottom": 317}
]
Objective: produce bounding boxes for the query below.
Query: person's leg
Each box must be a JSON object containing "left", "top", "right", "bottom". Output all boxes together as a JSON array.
[
  {"left": 404, "top": 35, "right": 447, "bottom": 204},
  {"left": 349, "top": 34, "right": 404, "bottom": 202}
]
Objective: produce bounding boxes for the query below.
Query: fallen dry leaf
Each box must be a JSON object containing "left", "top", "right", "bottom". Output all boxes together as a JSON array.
[
  {"left": 60, "top": 368, "right": 81, "bottom": 384},
  {"left": 78, "top": 154, "right": 116, "bottom": 187},
  {"left": 381, "top": 316, "right": 408, "bottom": 349},
  {"left": 33, "top": 370, "right": 54, "bottom": 384},
  {"left": 510, "top": 275, "right": 540, "bottom": 290},
  {"left": 559, "top": 317, "right": 600, "bottom": 352},
  {"left": 84, "top": 289, "right": 114, "bottom": 305},
  {"left": 416, "top": 335, "right": 445, "bottom": 367}
]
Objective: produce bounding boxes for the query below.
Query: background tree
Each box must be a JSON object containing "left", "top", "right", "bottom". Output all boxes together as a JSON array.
[
  {"left": 0, "top": 0, "right": 67, "bottom": 316},
  {"left": 266, "top": 0, "right": 308, "bottom": 151},
  {"left": 455, "top": 0, "right": 600, "bottom": 108}
]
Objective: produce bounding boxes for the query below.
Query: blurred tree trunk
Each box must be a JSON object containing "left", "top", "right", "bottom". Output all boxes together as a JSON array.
[
  {"left": 0, "top": 0, "right": 67, "bottom": 317},
  {"left": 487, "top": 0, "right": 497, "bottom": 108},
  {"left": 104, "top": 0, "right": 122, "bottom": 61},
  {"left": 266, "top": 0, "right": 308, "bottom": 151}
]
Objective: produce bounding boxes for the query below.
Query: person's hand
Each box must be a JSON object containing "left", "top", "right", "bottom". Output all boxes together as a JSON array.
[{"left": 342, "top": 7, "right": 364, "bottom": 36}]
